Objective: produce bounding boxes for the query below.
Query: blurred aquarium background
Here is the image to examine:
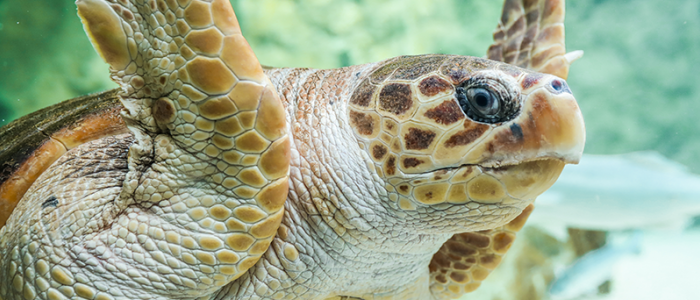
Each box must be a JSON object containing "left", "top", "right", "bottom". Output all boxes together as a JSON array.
[{"left": 0, "top": 0, "right": 699, "bottom": 299}]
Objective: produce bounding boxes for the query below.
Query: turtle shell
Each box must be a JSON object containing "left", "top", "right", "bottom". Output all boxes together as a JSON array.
[{"left": 0, "top": 88, "right": 126, "bottom": 228}]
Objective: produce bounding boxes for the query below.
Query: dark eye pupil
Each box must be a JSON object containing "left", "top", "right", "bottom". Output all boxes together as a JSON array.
[
  {"left": 474, "top": 92, "right": 490, "bottom": 107},
  {"left": 465, "top": 87, "right": 499, "bottom": 118},
  {"left": 454, "top": 76, "right": 521, "bottom": 124}
]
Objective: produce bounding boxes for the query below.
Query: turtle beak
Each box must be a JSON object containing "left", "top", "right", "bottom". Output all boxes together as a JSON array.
[{"left": 465, "top": 77, "right": 586, "bottom": 167}]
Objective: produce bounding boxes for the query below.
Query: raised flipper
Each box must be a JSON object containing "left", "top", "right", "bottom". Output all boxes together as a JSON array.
[
  {"left": 0, "top": 1, "right": 289, "bottom": 299},
  {"left": 77, "top": 0, "right": 290, "bottom": 291},
  {"left": 487, "top": 0, "right": 582, "bottom": 79},
  {"left": 429, "top": 204, "right": 534, "bottom": 299}
]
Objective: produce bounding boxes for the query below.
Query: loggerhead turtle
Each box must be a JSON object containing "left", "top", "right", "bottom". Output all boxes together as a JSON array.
[{"left": 0, "top": 0, "right": 585, "bottom": 299}]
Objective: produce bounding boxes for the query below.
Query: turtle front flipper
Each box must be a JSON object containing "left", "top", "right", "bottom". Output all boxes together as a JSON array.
[
  {"left": 487, "top": 0, "right": 582, "bottom": 79},
  {"left": 8, "top": 0, "right": 286, "bottom": 298},
  {"left": 428, "top": 204, "right": 534, "bottom": 299}
]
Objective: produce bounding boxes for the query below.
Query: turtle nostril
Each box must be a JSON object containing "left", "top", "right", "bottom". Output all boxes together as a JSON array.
[
  {"left": 551, "top": 79, "right": 563, "bottom": 91},
  {"left": 548, "top": 79, "right": 571, "bottom": 94}
]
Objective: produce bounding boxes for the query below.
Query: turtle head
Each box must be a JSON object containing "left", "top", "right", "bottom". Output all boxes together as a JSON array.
[{"left": 347, "top": 55, "right": 585, "bottom": 231}]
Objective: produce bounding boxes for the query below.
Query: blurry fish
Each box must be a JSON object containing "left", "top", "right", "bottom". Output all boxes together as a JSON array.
[
  {"left": 548, "top": 232, "right": 643, "bottom": 300},
  {"left": 530, "top": 151, "right": 700, "bottom": 230}
]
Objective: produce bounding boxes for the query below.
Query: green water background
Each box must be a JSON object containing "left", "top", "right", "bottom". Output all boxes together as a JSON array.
[{"left": 0, "top": 0, "right": 699, "bottom": 171}]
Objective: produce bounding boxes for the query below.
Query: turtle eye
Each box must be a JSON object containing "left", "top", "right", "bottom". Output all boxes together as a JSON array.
[
  {"left": 466, "top": 87, "right": 499, "bottom": 117},
  {"left": 455, "top": 71, "right": 521, "bottom": 124}
]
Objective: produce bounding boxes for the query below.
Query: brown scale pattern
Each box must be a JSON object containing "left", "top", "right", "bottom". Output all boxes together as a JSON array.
[
  {"left": 444, "top": 122, "right": 490, "bottom": 148},
  {"left": 404, "top": 128, "right": 437, "bottom": 150},
  {"left": 429, "top": 204, "right": 535, "bottom": 298},
  {"left": 378, "top": 83, "right": 413, "bottom": 116},
  {"left": 487, "top": 0, "right": 572, "bottom": 79},
  {"left": 423, "top": 101, "right": 464, "bottom": 125},
  {"left": 418, "top": 76, "right": 453, "bottom": 97},
  {"left": 349, "top": 111, "right": 376, "bottom": 136},
  {"left": 349, "top": 79, "right": 376, "bottom": 107}
]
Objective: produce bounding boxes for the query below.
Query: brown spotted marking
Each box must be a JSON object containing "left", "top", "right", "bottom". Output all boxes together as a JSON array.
[
  {"left": 349, "top": 79, "right": 377, "bottom": 107},
  {"left": 349, "top": 111, "right": 376, "bottom": 136},
  {"left": 385, "top": 156, "right": 397, "bottom": 176},
  {"left": 404, "top": 128, "right": 436, "bottom": 150},
  {"left": 424, "top": 101, "right": 464, "bottom": 125},
  {"left": 378, "top": 83, "right": 413, "bottom": 115},
  {"left": 432, "top": 169, "right": 448, "bottom": 181},
  {"left": 419, "top": 76, "right": 453, "bottom": 97},
  {"left": 372, "top": 144, "right": 388, "bottom": 161},
  {"left": 444, "top": 122, "right": 490, "bottom": 148},
  {"left": 383, "top": 119, "right": 398, "bottom": 135},
  {"left": 402, "top": 158, "right": 424, "bottom": 169}
]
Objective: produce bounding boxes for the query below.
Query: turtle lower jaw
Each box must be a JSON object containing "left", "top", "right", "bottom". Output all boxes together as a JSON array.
[
  {"left": 415, "top": 158, "right": 565, "bottom": 204},
  {"left": 477, "top": 158, "right": 566, "bottom": 201}
]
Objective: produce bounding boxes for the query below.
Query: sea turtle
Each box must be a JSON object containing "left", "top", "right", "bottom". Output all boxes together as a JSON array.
[{"left": 0, "top": 0, "right": 585, "bottom": 299}]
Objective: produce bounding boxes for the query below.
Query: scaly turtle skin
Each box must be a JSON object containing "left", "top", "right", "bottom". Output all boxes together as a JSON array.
[{"left": 0, "top": 0, "right": 584, "bottom": 299}]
